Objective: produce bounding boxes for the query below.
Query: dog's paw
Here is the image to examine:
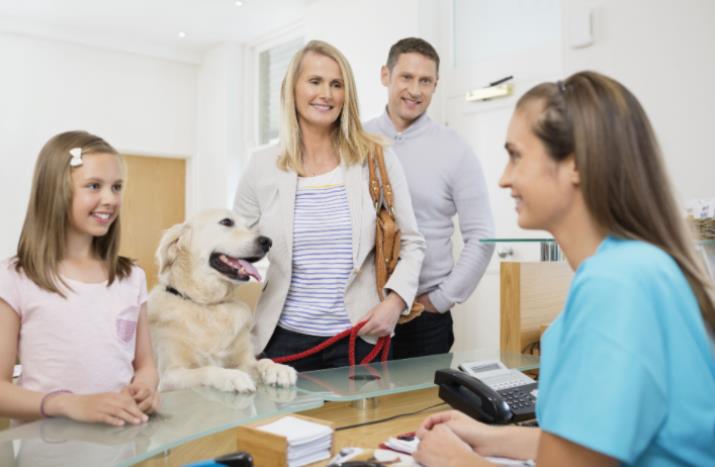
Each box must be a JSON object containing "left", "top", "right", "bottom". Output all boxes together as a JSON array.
[
  {"left": 207, "top": 368, "right": 257, "bottom": 393},
  {"left": 256, "top": 358, "right": 298, "bottom": 387}
]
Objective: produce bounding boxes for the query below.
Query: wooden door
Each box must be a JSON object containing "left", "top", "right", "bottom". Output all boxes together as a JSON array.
[{"left": 119, "top": 155, "right": 185, "bottom": 290}]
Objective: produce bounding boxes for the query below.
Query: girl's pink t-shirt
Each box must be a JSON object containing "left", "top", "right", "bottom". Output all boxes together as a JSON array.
[{"left": 0, "top": 259, "right": 148, "bottom": 394}]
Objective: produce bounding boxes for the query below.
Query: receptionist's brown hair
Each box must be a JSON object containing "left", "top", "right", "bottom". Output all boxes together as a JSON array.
[{"left": 517, "top": 70, "right": 715, "bottom": 333}]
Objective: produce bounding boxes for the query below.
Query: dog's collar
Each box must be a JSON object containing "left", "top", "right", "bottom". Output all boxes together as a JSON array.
[
  {"left": 166, "top": 286, "right": 191, "bottom": 301},
  {"left": 164, "top": 285, "right": 232, "bottom": 306}
]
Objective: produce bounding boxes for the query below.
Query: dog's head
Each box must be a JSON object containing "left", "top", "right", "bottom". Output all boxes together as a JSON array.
[{"left": 155, "top": 209, "right": 270, "bottom": 302}]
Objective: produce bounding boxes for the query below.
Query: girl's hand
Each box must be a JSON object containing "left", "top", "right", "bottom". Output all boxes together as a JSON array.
[
  {"left": 358, "top": 292, "right": 405, "bottom": 337},
  {"left": 417, "top": 410, "right": 499, "bottom": 456},
  {"left": 414, "top": 423, "right": 485, "bottom": 467},
  {"left": 122, "top": 380, "right": 160, "bottom": 414},
  {"left": 46, "top": 392, "right": 148, "bottom": 427}
]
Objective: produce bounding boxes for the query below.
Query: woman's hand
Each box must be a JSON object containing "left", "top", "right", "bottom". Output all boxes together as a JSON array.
[
  {"left": 419, "top": 410, "right": 540, "bottom": 460},
  {"left": 45, "top": 392, "right": 148, "bottom": 427},
  {"left": 358, "top": 292, "right": 405, "bottom": 337},
  {"left": 414, "top": 423, "right": 486, "bottom": 467},
  {"left": 417, "top": 410, "right": 500, "bottom": 457}
]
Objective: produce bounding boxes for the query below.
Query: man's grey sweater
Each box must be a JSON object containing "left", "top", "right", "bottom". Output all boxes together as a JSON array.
[{"left": 365, "top": 111, "right": 495, "bottom": 312}]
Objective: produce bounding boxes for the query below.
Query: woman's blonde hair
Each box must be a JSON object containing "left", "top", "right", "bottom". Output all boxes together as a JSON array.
[
  {"left": 518, "top": 70, "right": 715, "bottom": 333},
  {"left": 278, "top": 40, "right": 382, "bottom": 174},
  {"left": 16, "top": 130, "right": 132, "bottom": 296}
]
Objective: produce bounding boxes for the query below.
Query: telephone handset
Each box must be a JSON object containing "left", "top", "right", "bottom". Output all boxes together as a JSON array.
[{"left": 434, "top": 362, "right": 537, "bottom": 424}]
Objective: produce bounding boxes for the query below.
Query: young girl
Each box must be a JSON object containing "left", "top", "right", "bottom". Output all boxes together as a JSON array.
[
  {"left": 415, "top": 71, "right": 715, "bottom": 466},
  {"left": 0, "top": 131, "right": 159, "bottom": 427}
]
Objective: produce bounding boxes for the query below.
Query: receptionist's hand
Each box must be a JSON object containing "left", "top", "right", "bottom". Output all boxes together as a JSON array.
[
  {"left": 417, "top": 410, "right": 496, "bottom": 456},
  {"left": 414, "top": 423, "right": 484, "bottom": 467}
]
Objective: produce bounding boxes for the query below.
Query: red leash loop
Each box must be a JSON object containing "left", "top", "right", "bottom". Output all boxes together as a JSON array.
[{"left": 271, "top": 320, "right": 391, "bottom": 366}]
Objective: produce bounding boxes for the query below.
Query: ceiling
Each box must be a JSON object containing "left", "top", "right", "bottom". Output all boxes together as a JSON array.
[{"left": 0, "top": 0, "right": 308, "bottom": 63}]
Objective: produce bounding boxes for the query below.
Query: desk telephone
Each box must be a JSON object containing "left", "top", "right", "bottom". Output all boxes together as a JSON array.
[{"left": 435, "top": 360, "right": 537, "bottom": 424}]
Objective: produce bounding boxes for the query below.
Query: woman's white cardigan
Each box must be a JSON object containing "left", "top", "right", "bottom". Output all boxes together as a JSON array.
[{"left": 234, "top": 146, "right": 426, "bottom": 354}]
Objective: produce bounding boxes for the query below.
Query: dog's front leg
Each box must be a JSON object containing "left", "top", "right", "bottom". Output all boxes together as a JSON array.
[
  {"left": 161, "top": 366, "right": 257, "bottom": 393},
  {"left": 254, "top": 359, "right": 298, "bottom": 387}
]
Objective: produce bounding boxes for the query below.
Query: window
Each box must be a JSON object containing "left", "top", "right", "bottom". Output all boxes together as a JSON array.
[{"left": 257, "top": 37, "right": 303, "bottom": 145}]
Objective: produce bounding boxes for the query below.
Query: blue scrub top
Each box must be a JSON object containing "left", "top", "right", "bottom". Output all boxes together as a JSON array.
[{"left": 537, "top": 236, "right": 715, "bottom": 466}]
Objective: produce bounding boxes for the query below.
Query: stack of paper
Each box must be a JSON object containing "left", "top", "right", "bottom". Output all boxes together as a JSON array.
[{"left": 257, "top": 416, "right": 333, "bottom": 467}]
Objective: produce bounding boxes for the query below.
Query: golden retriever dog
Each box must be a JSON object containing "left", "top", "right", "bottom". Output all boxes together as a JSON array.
[{"left": 147, "top": 209, "right": 297, "bottom": 392}]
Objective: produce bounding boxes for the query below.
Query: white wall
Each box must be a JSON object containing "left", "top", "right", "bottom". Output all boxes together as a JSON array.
[
  {"left": 0, "top": 31, "right": 197, "bottom": 258},
  {"left": 194, "top": 43, "right": 245, "bottom": 212},
  {"left": 562, "top": 0, "right": 715, "bottom": 201}
]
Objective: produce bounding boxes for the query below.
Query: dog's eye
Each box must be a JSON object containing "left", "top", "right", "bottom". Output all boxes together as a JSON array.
[{"left": 219, "top": 218, "right": 235, "bottom": 227}]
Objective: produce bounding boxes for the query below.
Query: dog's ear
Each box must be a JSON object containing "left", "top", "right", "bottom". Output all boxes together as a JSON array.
[{"left": 156, "top": 222, "right": 191, "bottom": 275}]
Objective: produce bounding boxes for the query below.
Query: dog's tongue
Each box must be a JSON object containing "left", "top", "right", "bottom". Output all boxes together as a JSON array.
[
  {"left": 220, "top": 255, "right": 262, "bottom": 281},
  {"left": 237, "top": 259, "right": 261, "bottom": 282}
]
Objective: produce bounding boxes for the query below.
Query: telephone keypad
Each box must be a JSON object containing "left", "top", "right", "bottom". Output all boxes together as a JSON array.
[{"left": 497, "top": 382, "right": 538, "bottom": 422}]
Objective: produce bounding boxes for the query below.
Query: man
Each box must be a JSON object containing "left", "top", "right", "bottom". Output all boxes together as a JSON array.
[{"left": 364, "top": 37, "right": 495, "bottom": 358}]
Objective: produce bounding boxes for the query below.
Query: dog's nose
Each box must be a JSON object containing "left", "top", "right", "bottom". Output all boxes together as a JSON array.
[{"left": 257, "top": 236, "right": 272, "bottom": 252}]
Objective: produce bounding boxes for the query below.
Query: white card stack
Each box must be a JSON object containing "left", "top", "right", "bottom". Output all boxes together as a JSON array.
[{"left": 256, "top": 416, "right": 333, "bottom": 467}]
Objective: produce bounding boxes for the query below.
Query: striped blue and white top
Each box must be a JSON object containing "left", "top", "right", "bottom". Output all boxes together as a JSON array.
[{"left": 279, "top": 165, "right": 354, "bottom": 336}]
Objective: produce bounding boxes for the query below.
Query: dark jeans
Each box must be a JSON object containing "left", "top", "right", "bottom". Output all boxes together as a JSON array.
[
  {"left": 262, "top": 326, "right": 389, "bottom": 372},
  {"left": 391, "top": 310, "right": 454, "bottom": 360}
]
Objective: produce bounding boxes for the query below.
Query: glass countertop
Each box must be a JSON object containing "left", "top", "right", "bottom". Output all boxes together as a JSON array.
[
  {"left": 0, "top": 386, "right": 324, "bottom": 467},
  {"left": 0, "top": 350, "right": 539, "bottom": 466},
  {"left": 295, "top": 350, "right": 539, "bottom": 401}
]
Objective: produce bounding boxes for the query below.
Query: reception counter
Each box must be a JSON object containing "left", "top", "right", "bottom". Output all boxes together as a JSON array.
[{"left": 0, "top": 349, "right": 538, "bottom": 466}]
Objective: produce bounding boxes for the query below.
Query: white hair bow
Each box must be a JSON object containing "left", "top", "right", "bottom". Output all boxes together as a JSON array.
[{"left": 69, "top": 147, "right": 83, "bottom": 167}]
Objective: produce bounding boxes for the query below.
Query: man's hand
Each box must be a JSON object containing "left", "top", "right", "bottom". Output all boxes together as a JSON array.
[
  {"left": 358, "top": 292, "right": 406, "bottom": 337},
  {"left": 416, "top": 293, "right": 439, "bottom": 313}
]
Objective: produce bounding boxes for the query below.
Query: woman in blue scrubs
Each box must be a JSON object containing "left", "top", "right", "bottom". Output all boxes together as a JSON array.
[{"left": 415, "top": 71, "right": 715, "bottom": 466}]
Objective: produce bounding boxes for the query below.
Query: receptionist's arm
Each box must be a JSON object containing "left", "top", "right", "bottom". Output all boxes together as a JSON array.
[
  {"left": 417, "top": 410, "right": 539, "bottom": 460},
  {"left": 416, "top": 410, "right": 618, "bottom": 467}
]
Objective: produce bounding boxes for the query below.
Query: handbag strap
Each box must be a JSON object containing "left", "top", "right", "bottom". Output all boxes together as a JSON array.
[{"left": 367, "top": 145, "right": 395, "bottom": 213}]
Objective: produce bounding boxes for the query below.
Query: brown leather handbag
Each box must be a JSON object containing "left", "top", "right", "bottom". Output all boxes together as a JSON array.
[{"left": 367, "top": 146, "right": 424, "bottom": 324}]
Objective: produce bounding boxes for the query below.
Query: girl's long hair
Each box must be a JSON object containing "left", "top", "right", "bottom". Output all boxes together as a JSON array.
[
  {"left": 16, "top": 130, "right": 132, "bottom": 296},
  {"left": 518, "top": 71, "right": 715, "bottom": 333},
  {"left": 277, "top": 40, "right": 383, "bottom": 174}
]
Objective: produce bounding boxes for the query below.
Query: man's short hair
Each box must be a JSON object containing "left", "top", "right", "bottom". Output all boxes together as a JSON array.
[{"left": 386, "top": 37, "right": 440, "bottom": 75}]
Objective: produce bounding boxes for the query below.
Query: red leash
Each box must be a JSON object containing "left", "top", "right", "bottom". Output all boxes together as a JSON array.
[{"left": 271, "top": 320, "right": 391, "bottom": 366}]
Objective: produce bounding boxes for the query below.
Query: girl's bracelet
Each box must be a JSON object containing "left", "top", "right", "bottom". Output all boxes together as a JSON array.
[{"left": 40, "top": 390, "right": 73, "bottom": 418}]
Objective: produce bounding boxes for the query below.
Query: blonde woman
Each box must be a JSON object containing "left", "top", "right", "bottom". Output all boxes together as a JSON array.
[
  {"left": 414, "top": 72, "right": 715, "bottom": 466},
  {"left": 235, "top": 40, "right": 425, "bottom": 371}
]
